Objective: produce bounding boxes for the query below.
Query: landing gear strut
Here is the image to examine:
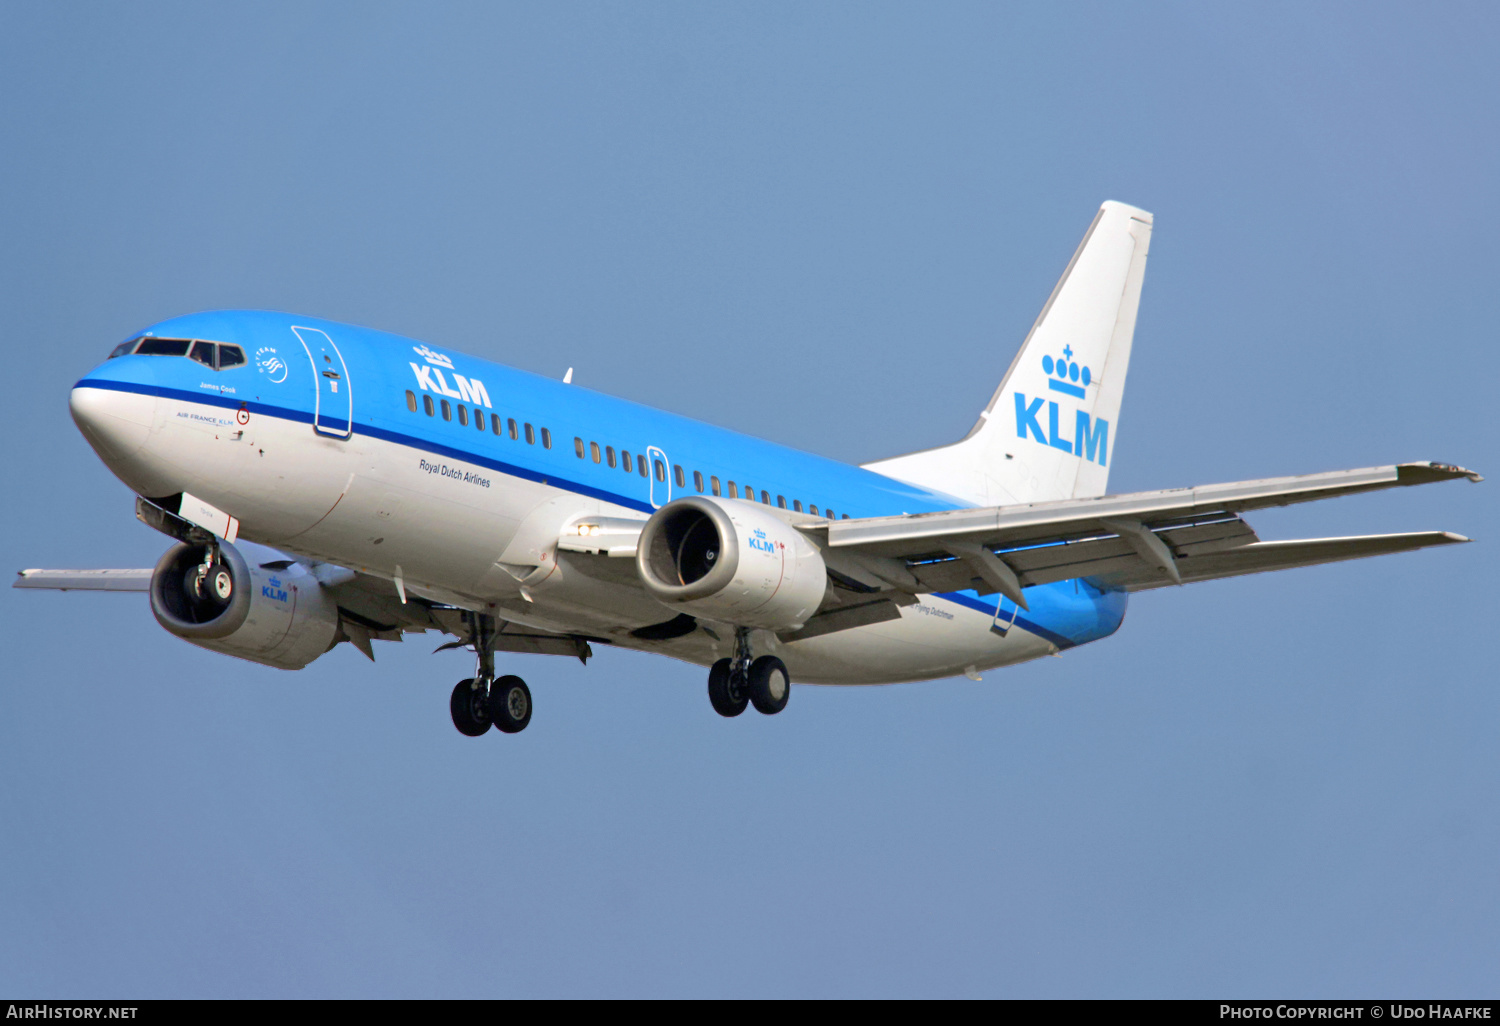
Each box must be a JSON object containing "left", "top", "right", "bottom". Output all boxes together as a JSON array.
[
  {"left": 708, "top": 627, "right": 790, "bottom": 718},
  {"left": 448, "top": 612, "right": 532, "bottom": 737}
]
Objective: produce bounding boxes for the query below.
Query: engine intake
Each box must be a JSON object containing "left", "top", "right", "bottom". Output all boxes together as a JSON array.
[
  {"left": 636, "top": 497, "right": 826, "bottom": 630},
  {"left": 150, "top": 541, "right": 339, "bottom": 670}
]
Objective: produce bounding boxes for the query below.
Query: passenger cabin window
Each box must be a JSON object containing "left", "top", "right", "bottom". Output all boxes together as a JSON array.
[
  {"left": 423, "top": 395, "right": 435, "bottom": 416},
  {"left": 693, "top": 470, "right": 704, "bottom": 493},
  {"left": 621, "top": 450, "right": 633, "bottom": 473},
  {"left": 674, "top": 465, "right": 685, "bottom": 488},
  {"left": 727, "top": 481, "right": 738, "bottom": 498},
  {"left": 406, "top": 390, "right": 418, "bottom": 412},
  {"left": 524, "top": 423, "right": 535, "bottom": 444},
  {"left": 441, "top": 399, "right": 452, "bottom": 421},
  {"left": 639, "top": 457, "right": 649, "bottom": 478},
  {"left": 492, "top": 414, "right": 503, "bottom": 435},
  {"left": 474, "top": 408, "right": 485, "bottom": 431},
  {"left": 575, "top": 437, "right": 585, "bottom": 458},
  {"left": 457, "top": 405, "right": 468, "bottom": 426},
  {"left": 825, "top": 509, "right": 833, "bottom": 519},
  {"left": 761, "top": 490, "right": 770, "bottom": 505},
  {"left": 711, "top": 476, "right": 721, "bottom": 497},
  {"left": 809, "top": 505, "right": 819, "bottom": 515},
  {"left": 654, "top": 459, "right": 666, "bottom": 482},
  {"left": 777, "top": 495, "right": 787, "bottom": 509},
  {"left": 508, "top": 419, "right": 518, "bottom": 440},
  {"left": 217, "top": 345, "right": 246, "bottom": 369},
  {"left": 190, "top": 341, "right": 215, "bottom": 367},
  {"left": 842, "top": 514, "right": 850, "bottom": 519},
  {"left": 605, "top": 446, "right": 616, "bottom": 468},
  {"left": 135, "top": 338, "right": 191, "bottom": 357},
  {"left": 541, "top": 428, "right": 552, "bottom": 449},
  {"left": 590, "top": 441, "right": 601, "bottom": 464},
  {"left": 792, "top": 500, "right": 803, "bottom": 513}
]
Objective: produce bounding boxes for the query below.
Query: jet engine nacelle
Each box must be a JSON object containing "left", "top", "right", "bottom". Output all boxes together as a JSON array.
[
  {"left": 636, "top": 496, "right": 827, "bottom": 630},
  {"left": 149, "top": 541, "right": 339, "bottom": 670}
]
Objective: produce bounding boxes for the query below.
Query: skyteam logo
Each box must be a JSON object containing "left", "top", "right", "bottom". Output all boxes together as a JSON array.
[
  {"left": 1014, "top": 345, "right": 1109, "bottom": 466},
  {"left": 255, "top": 346, "right": 288, "bottom": 384},
  {"left": 409, "top": 345, "right": 492, "bottom": 408}
]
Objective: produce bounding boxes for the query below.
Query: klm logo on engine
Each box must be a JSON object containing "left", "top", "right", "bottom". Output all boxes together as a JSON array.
[
  {"left": 1013, "top": 346, "right": 1108, "bottom": 466},
  {"left": 409, "top": 344, "right": 492, "bottom": 408},
  {"left": 748, "top": 528, "right": 777, "bottom": 554},
  {"left": 262, "top": 576, "right": 289, "bottom": 603}
]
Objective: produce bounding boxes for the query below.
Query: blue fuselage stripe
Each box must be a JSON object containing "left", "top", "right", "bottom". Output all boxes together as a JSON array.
[{"left": 76, "top": 376, "right": 659, "bottom": 514}]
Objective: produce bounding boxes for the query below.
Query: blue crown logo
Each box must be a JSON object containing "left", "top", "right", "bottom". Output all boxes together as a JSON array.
[{"left": 1041, "top": 345, "right": 1091, "bottom": 399}]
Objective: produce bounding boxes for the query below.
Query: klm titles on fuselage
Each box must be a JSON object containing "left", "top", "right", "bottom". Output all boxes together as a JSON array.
[
  {"left": 1014, "top": 349, "right": 1109, "bottom": 466},
  {"left": 409, "top": 344, "right": 492, "bottom": 408}
]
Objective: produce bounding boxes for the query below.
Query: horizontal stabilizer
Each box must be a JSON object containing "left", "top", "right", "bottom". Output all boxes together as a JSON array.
[
  {"left": 14, "top": 568, "right": 152, "bottom": 591},
  {"left": 1095, "top": 530, "right": 1469, "bottom": 592}
]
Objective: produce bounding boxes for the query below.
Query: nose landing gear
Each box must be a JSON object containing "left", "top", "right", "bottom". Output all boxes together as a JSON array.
[{"left": 708, "top": 627, "right": 790, "bottom": 718}]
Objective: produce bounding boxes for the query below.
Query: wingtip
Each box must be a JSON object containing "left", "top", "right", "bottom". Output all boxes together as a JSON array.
[{"left": 1398, "top": 462, "right": 1483, "bottom": 485}]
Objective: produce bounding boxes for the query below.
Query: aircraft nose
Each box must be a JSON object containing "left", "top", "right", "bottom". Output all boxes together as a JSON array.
[{"left": 70, "top": 381, "right": 153, "bottom": 462}]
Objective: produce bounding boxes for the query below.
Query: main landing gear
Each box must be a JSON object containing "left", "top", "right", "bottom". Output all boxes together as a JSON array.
[
  {"left": 448, "top": 613, "right": 533, "bottom": 737},
  {"left": 450, "top": 675, "right": 532, "bottom": 736},
  {"left": 708, "top": 627, "right": 790, "bottom": 718}
]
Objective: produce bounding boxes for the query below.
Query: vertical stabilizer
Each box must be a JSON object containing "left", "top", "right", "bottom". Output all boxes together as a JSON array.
[{"left": 864, "top": 201, "right": 1152, "bottom": 505}]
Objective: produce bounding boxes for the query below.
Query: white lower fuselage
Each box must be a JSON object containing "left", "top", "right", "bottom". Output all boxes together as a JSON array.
[{"left": 73, "top": 382, "right": 1078, "bottom": 684}]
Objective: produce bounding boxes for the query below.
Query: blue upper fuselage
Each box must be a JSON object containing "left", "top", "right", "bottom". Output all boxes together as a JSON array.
[{"left": 76, "top": 309, "right": 1126, "bottom": 649}]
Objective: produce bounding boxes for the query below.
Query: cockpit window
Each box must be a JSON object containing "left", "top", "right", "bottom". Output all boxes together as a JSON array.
[
  {"left": 134, "top": 338, "right": 192, "bottom": 357},
  {"left": 119, "top": 336, "right": 246, "bottom": 371}
]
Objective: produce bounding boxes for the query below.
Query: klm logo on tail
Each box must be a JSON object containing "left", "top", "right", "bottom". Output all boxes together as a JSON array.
[{"left": 1014, "top": 347, "right": 1109, "bottom": 466}]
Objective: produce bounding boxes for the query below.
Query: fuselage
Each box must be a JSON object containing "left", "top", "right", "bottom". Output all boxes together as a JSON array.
[{"left": 69, "top": 310, "right": 1127, "bottom": 683}]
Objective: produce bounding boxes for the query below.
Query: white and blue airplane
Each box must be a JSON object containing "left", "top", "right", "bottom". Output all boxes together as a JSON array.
[{"left": 17, "top": 201, "right": 1479, "bottom": 736}]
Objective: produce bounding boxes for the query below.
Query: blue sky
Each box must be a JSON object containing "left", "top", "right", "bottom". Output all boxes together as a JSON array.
[{"left": 1, "top": 2, "right": 1495, "bottom": 997}]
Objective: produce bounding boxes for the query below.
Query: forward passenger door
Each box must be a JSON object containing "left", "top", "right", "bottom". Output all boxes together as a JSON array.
[{"left": 292, "top": 326, "right": 352, "bottom": 439}]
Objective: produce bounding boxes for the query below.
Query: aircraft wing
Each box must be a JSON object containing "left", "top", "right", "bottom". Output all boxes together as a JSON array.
[
  {"left": 14, "top": 568, "right": 153, "bottom": 591},
  {"left": 816, "top": 462, "right": 1478, "bottom": 605},
  {"left": 14, "top": 559, "right": 596, "bottom": 663}
]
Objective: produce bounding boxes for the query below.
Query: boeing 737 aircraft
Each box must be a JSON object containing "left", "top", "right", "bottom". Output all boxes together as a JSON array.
[{"left": 17, "top": 202, "right": 1479, "bottom": 736}]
